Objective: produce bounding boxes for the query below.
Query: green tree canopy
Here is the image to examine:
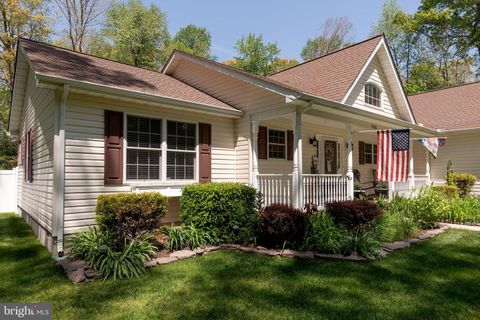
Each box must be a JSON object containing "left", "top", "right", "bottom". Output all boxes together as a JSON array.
[
  {"left": 101, "top": 0, "right": 170, "bottom": 69},
  {"left": 231, "top": 33, "right": 281, "bottom": 76},
  {"left": 171, "top": 24, "right": 215, "bottom": 59}
]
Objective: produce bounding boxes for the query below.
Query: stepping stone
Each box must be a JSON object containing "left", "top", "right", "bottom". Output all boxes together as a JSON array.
[
  {"left": 144, "top": 260, "right": 158, "bottom": 268},
  {"left": 68, "top": 270, "right": 86, "bottom": 284},
  {"left": 155, "top": 257, "right": 177, "bottom": 265},
  {"left": 204, "top": 246, "right": 220, "bottom": 252},
  {"left": 193, "top": 248, "right": 205, "bottom": 255},
  {"left": 239, "top": 246, "right": 258, "bottom": 253},
  {"left": 169, "top": 250, "right": 196, "bottom": 259},
  {"left": 57, "top": 259, "right": 88, "bottom": 272}
]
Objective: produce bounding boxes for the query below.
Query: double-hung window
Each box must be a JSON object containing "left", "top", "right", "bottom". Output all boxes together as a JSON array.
[
  {"left": 167, "top": 121, "right": 196, "bottom": 180},
  {"left": 126, "top": 116, "right": 162, "bottom": 180},
  {"left": 364, "top": 83, "right": 381, "bottom": 107},
  {"left": 126, "top": 116, "right": 197, "bottom": 181},
  {"left": 364, "top": 143, "right": 377, "bottom": 164},
  {"left": 268, "top": 129, "right": 286, "bottom": 159}
]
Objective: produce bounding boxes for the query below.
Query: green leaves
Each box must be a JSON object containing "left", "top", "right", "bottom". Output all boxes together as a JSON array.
[{"left": 160, "top": 225, "right": 219, "bottom": 251}]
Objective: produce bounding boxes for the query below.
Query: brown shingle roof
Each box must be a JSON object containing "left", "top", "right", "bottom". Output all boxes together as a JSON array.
[
  {"left": 19, "top": 38, "right": 238, "bottom": 112},
  {"left": 269, "top": 35, "right": 383, "bottom": 101},
  {"left": 408, "top": 81, "right": 480, "bottom": 130}
]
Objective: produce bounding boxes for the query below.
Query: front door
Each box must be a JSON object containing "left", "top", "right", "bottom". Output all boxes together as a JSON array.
[{"left": 324, "top": 140, "right": 338, "bottom": 174}]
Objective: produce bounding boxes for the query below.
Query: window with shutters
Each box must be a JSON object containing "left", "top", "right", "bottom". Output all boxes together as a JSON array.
[
  {"left": 268, "top": 129, "right": 286, "bottom": 159},
  {"left": 125, "top": 115, "right": 198, "bottom": 181},
  {"left": 364, "top": 143, "right": 377, "bottom": 164},
  {"left": 126, "top": 116, "right": 162, "bottom": 180},
  {"left": 167, "top": 121, "right": 196, "bottom": 180}
]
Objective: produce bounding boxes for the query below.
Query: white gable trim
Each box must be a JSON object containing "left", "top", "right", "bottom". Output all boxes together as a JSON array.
[{"left": 341, "top": 38, "right": 416, "bottom": 124}]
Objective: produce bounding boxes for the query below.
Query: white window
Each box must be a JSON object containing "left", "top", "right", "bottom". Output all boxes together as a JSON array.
[
  {"left": 268, "top": 129, "right": 286, "bottom": 159},
  {"left": 167, "top": 121, "right": 196, "bottom": 180},
  {"left": 126, "top": 116, "right": 162, "bottom": 180},
  {"left": 365, "top": 83, "right": 381, "bottom": 107},
  {"left": 125, "top": 115, "right": 197, "bottom": 181},
  {"left": 364, "top": 143, "right": 377, "bottom": 164}
]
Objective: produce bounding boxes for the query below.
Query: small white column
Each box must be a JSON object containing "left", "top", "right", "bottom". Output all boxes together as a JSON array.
[
  {"left": 425, "top": 149, "right": 431, "bottom": 185},
  {"left": 251, "top": 120, "right": 259, "bottom": 189},
  {"left": 346, "top": 124, "right": 354, "bottom": 200},
  {"left": 409, "top": 141, "right": 415, "bottom": 192},
  {"left": 292, "top": 111, "right": 303, "bottom": 209}
]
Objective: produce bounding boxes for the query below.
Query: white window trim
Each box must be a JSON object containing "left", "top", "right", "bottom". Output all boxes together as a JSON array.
[
  {"left": 364, "top": 82, "right": 383, "bottom": 109},
  {"left": 315, "top": 134, "right": 344, "bottom": 174},
  {"left": 123, "top": 112, "right": 199, "bottom": 186},
  {"left": 267, "top": 127, "right": 287, "bottom": 160}
]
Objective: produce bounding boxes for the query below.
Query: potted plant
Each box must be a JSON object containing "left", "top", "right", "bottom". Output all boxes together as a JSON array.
[
  {"left": 353, "top": 182, "right": 366, "bottom": 199},
  {"left": 375, "top": 181, "right": 389, "bottom": 197}
]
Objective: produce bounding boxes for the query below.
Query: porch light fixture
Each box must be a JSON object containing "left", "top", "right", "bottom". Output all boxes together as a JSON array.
[{"left": 309, "top": 136, "right": 318, "bottom": 147}]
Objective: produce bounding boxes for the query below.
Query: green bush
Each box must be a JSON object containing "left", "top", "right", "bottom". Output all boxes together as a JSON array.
[
  {"left": 378, "top": 207, "right": 418, "bottom": 242},
  {"left": 68, "top": 228, "right": 156, "bottom": 280},
  {"left": 160, "top": 225, "right": 219, "bottom": 251},
  {"left": 442, "top": 197, "right": 480, "bottom": 224},
  {"left": 180, "top": 182, "right": 260, "bottom": 243},
  {"left": 449, "top": 173, "right": 477, "bottom": 197},
  {"left": 412, "top": 188, "right": 449, "bottom": 228},
  {"left": 96, "top": 192, "right": 167, "bottom": 246},
  {"left": 325, "top": 200, "right": 383, "bottom": 232},
  {"left": 346, "top": 226, "right": 382, "bottom": 259},
  {"left": 432, "top": 185, "right": 459, "bottom": 199},
  {"left": 302, "top": 211, "right": 349, "bottom": 254}
]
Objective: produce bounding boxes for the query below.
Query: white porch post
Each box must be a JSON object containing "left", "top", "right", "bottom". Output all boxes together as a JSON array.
[
  {"left": 425, "top": 149, "right": 431, "bottom": 185},
  {"left": 251, "top": 120, "right": 259, "bottom": 189},
  {"left": 292, "top": 110, "right": 303, "bottom": 209},
  {"left": 346, "top": 124, "right": 354, "bottom": 200},
  {"left": 409, "top": 141, "right": 415, "bottom": 192}
]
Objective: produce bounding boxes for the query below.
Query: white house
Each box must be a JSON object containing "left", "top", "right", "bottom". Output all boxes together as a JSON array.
[{"left": 9, "top": 35, "right": 473, "bottom": 255}]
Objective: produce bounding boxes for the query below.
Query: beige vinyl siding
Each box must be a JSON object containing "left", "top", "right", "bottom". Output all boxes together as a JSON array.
[
  {"left": 17, "top": 69, "right": 56, "bottom": 234},
  {"left": 345, "top": 56, "right": 402, "bottom": 119},
  {"left": 63, "top": 93, "right": 236, "bottom": 234},
  {"left": 428, "top": 132, "right": 480, "bottom": 194},
  {"left": 234, "top": 117, "right": 251, "bottom": 183}
]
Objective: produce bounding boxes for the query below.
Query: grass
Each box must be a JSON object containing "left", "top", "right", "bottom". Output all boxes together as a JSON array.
[{"left": 1, "top": 213, "right": 480, "bottom": 320}]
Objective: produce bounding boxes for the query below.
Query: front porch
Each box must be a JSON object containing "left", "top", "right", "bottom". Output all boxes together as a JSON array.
[{"left": 250, "top": 103, "right": 435, "bottom": 208}]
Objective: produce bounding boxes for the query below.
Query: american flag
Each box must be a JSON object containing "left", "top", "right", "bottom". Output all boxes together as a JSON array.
[{"left": 376, "top": 129, "right": 410, "bottom": 182}]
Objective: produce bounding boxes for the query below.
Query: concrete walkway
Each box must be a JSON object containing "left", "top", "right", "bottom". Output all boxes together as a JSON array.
[{"left": 439, "top": 222, "right": 480, "bottom": 232}]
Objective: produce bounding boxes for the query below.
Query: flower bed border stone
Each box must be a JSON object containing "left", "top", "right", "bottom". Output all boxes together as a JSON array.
[{"left": 59, "top": 225, "right": 455, "bottom": 284}]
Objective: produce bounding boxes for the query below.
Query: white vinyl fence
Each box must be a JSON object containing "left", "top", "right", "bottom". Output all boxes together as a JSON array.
[{"left": 0, "top": 169, "right": 17, "bottom": 213}]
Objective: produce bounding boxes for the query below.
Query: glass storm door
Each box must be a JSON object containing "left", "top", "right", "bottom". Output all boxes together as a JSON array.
[{"left": 324, "top": 140, "right": 338, "bottom": 174}]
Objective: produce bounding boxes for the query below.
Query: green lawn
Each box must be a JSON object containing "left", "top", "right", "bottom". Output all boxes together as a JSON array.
[{"left": 1, "top": 213, "right": 479, "bottom": 320}]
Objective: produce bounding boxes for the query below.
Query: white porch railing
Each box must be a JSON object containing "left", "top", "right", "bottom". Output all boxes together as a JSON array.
[
  {"left": 257, "top": 173, "right": 350, "bottom": 208},
  {"left": 257, "top": 174, "right": 293, "bottom": 206},
  {"left": 390, "top": 174, "right": 431, "bottom": 197},
  {"left": 303, "top": 174, "right": 349, "bottom": 208}
]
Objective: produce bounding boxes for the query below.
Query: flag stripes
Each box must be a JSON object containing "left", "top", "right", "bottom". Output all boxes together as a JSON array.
[{"left": 376, "top": 129, "right": 409, "bottom": 182}]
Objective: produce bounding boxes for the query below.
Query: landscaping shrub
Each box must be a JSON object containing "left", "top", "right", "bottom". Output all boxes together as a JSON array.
[
  {"left": 96, "top": 192, "right": 167, "bottom": 246},
  {"left": 68, "top": 228, "right": 156, "bottom": 280},
  {"left": 302, "top": 211, "right": 350, "bottom": 254},
  {"left": 449, "top": 173, "right": 477, "bottom": 197},
  {"left": 258, "top": 204, "right": 307, "bottom": 248},
  {"left": 160, "top": 225, "right": 219, "bottom": 251},
  {"left": 432, "top": 185, "right": 459, "bottom": 199},
  {"left": 378, "top": 206, "right": 418, "bottom": 242},
  {"left": 180, "top": 182, "right": 260, "bottom": 243},
  {"left": 441, "top": 196, "right": 480, "bottom": 224},
  {"left": 346, "top": 226, "right": 382, "bottom": 259},
  {"left": 411, "top": 188, "right": 448, "bottom": 229},
  {"left": 325, "top": 200, "right": 383, "bottom": 232}
]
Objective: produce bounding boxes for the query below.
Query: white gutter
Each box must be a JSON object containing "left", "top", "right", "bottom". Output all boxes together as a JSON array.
[
  {"left": 54, "top": 84, "right": 69, "bottom": 257},
  {"left": 34, "top": 73, "right": 243, "bottom": 119}
]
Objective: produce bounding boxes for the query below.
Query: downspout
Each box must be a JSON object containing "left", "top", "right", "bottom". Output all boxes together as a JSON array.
[{"left": 55, "top": 84, "right": 69, "bottom": 257}]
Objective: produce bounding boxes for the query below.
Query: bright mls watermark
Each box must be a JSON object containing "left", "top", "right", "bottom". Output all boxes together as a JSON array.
[{"left": 0, "top": 304, "right": 51, "bottom": 320}]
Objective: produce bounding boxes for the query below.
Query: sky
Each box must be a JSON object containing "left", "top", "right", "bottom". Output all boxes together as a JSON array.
[{"left": 149, "top": 0, "right": 422, "bottom": 62}]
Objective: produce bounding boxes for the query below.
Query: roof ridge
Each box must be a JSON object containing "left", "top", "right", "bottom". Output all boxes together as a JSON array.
[
  {"left": 268, "top": 34, "right": 384, "bottom": 77},
  {"left": 408, "top": 79, "right": 480, "bottom": 97},
  {"left": 18, "top": 37, "right": 169, "bottom": 77}
]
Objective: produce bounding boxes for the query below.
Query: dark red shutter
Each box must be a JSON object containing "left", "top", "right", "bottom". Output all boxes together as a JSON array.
[
  {"left": 258, "top": 126, "right": 267, "bottom": 160},
  {"left": 199, "top": 123, "right": 211, "bottom": 183},
  {"left": 287, "top": 130, "right": 294, "bottom": 161},
  {"left": 104, "top": 110, "right": 124, "bottom": 185},
  {"left": 27, "top": 128, "right": 34, "bottom": 182},
  {"left": 358, "top": 141, "right": 365, "bottom": 165}
]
